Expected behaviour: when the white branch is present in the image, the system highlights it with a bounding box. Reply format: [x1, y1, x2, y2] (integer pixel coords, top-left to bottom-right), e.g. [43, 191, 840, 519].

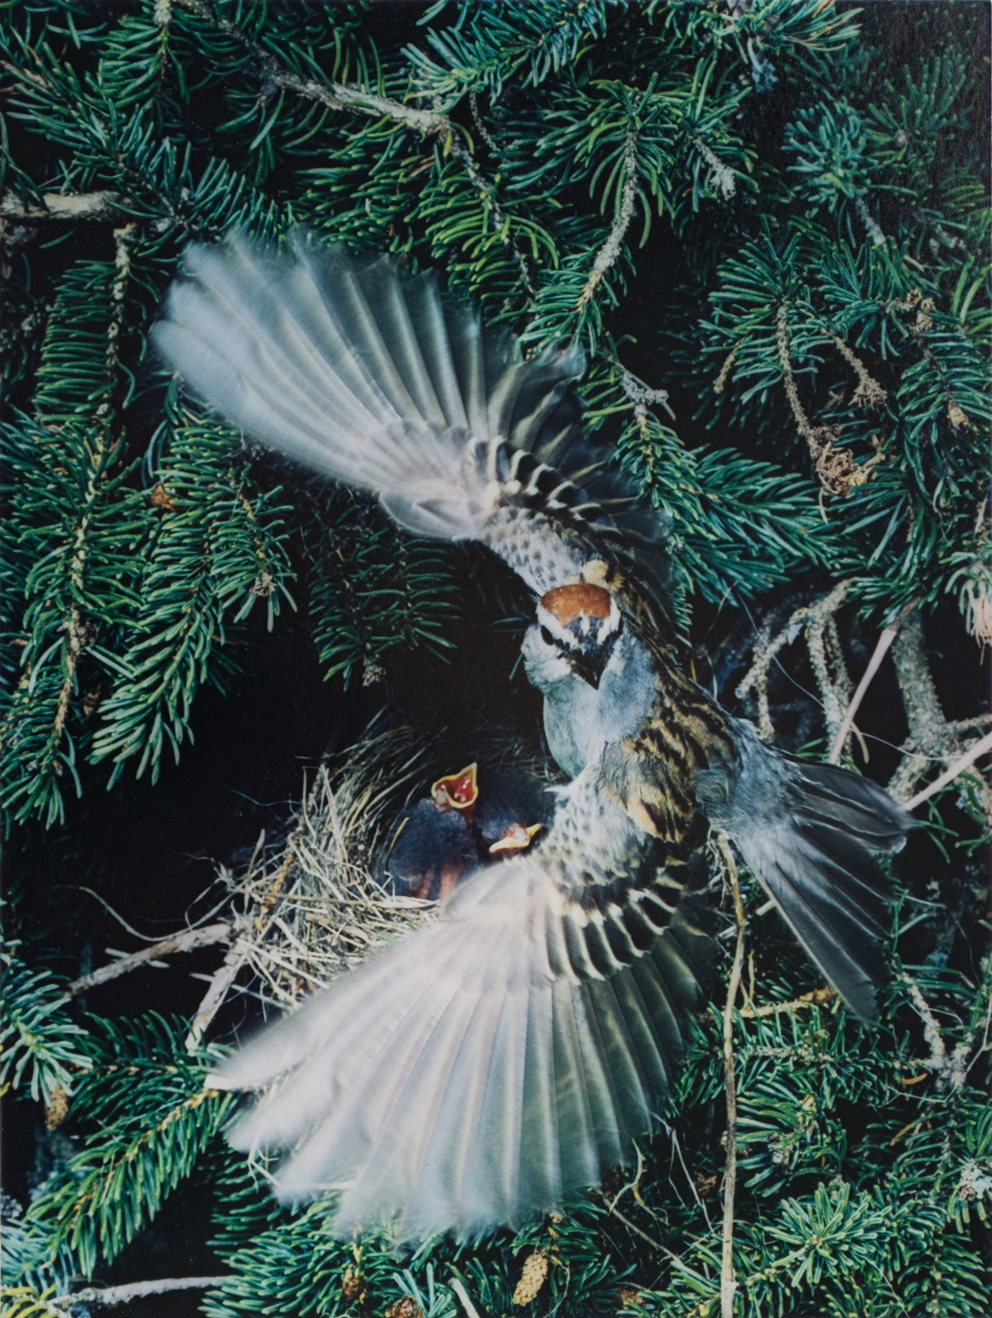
[64, 923, 230, 998]
[905, 729, 992, 810]
[52, 1276, 233, 1310]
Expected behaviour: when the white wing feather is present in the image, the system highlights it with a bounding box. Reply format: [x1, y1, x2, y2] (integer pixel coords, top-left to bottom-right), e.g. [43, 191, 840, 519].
[208, 852, 703, 1242]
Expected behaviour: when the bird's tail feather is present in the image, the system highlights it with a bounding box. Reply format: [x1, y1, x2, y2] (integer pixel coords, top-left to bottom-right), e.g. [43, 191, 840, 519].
[697, 728, 912, 1021]
[207, 859, 707, 1241]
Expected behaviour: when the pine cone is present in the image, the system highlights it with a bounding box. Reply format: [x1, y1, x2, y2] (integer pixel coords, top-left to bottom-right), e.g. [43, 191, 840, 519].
[512, 1251, 549, 1306]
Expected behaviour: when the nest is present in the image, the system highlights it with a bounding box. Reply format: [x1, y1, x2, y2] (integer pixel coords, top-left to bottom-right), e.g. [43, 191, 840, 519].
[215, 717, 555, 1018]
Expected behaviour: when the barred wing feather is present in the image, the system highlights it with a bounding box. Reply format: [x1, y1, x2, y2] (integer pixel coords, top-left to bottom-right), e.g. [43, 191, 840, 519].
[208, 859, 706, 1242]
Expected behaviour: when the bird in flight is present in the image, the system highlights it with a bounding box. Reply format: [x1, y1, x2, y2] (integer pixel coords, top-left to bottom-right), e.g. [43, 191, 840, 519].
[153, 234, 911, 1241]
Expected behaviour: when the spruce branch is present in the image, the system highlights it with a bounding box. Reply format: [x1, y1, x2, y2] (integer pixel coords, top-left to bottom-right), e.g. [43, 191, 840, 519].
[776, 303, 884, 497]
[577, 126, 639, 310]
[172, 0, 534, 291]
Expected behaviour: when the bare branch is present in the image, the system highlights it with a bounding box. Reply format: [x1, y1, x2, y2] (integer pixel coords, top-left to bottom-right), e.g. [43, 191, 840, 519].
[828, 603, 917, 764]
[0, 190, 118, 220]
[717, 834, 746, 1318]
[52, 1276, 234, 1310]
[737, 582, 850, 743]
[905, 729, 992, 811]
[64, 923, 230, 998]
[185, 924, 252, 1053]
[887, 610, 979, 801]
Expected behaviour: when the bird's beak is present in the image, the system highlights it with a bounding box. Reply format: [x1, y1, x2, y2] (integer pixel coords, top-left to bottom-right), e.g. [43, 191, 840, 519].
[488, 822, 543, 854]
[432, 763, 479, 814]
[568, 648, 607, 689]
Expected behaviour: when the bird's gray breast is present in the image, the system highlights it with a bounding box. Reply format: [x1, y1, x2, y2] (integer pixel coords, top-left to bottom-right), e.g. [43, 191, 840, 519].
[530, 627, 657, 778]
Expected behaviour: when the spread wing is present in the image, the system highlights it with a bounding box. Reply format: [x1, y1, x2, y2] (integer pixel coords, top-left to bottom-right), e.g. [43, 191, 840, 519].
[208, 793, 714, 1242]
[152, 232, 674, 619]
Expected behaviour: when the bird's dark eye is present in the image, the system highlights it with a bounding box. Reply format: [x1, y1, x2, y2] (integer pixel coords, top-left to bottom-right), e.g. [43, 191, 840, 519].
[540, 625, 554, 647]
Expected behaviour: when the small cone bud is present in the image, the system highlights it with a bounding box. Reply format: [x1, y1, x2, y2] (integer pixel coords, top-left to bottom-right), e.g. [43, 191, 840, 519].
[947, 400, 970, 429]
[512, 1251, 549, 1306]
[385, 1299, 424, 1318]
[44, 1088, 70, 1131]
[341, 1268, 365, 1303]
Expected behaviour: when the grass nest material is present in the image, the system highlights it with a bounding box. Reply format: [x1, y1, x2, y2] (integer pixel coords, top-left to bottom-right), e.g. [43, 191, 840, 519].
[213, 716, 556, 1023]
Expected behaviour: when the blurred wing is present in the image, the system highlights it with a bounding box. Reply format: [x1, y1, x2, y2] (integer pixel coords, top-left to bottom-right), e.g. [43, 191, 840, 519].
[152, 233, 674, 607]
[209, 857, 709, 1242]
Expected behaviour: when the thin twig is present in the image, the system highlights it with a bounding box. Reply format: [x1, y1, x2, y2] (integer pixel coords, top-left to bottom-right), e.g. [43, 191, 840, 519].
[740, 987, 837, 1019]
[905, 729, 992, 810]
[577, 125, 639, 309]
[185, 927, 252, 1053]
[717, 835, 746, 1318]
[51, 1276, 234, 1310]
[607, 1206, 681, 1262]
[63, 923, 230, 998]
[828, 626, 898, 763]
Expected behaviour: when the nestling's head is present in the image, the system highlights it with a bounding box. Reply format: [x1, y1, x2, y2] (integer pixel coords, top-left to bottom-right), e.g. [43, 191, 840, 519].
[525, 582, 623, 691]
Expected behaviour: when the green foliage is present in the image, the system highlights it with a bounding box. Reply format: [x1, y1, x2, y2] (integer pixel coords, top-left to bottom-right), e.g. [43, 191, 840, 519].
[0, 943, 91, 1105]
[90, 399, 296, 785]
[407, 0, 617, 100]
[305, 489, 458, 689]
[6, 0, 985, 821]
[24, 1013, 232, 1277]
[1, 3, 988, 1316]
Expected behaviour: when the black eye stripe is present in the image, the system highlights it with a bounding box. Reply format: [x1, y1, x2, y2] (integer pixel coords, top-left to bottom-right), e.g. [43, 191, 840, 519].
[539, 625, 556, 648]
